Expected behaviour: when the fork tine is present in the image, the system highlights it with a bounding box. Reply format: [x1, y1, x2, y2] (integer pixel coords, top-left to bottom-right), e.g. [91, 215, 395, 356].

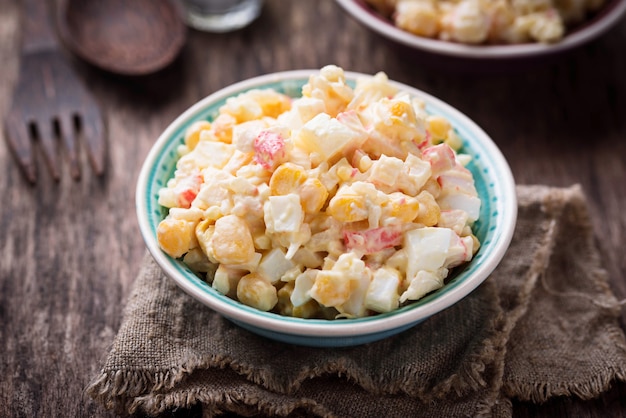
[7, 0, 108, 183]
[4, 112, 37, 183]
[36, 117, 61, 181]
[58, 114, 81, 180]
[80, 107, 106, 176]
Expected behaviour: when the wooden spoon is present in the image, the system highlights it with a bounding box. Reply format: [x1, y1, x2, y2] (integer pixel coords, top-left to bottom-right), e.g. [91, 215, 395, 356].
[56, 0, 187, 76]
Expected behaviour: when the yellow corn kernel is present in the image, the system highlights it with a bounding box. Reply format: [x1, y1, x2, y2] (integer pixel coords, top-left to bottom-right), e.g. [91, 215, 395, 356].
[293, 299, 324, 318]
[269, 163, 307, 195]
[157, 218, 196, 258]
[445, 129, 463, 151]
[182, 247, 215, 274]
[383, 193, 420, 222]
[414, 191, 440, 226]
[257, 92, 292, 119]
[195, 219, 217, 262]
[471, 234, 481, 255]
[299, 178, 329, 214]
[352, 150, 373, 172]
[427, 115, 451, 142]
[386, 100, 420, 134]
[184, 120, 212, 151]
[275, 282, 295, 316]
[237, 273, 278, 312]
[327, 194, 368, 222]
[168, 207, 204, 222]
[337, 165, 355, 182]
[253, 232, 272, 250]
[334, 159, 358, 184]
[203, 206, 223, 223]
[211, 214, 256, 265]
[213, 264, 244, 298]
[390, 100, 413, 118]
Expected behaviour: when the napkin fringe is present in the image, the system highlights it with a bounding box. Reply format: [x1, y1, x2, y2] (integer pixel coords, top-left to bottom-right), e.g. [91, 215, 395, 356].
[435, 311, 509, 400]
[86, 330, 509, 414]
[504, 366, 626, 404]
[474, 400, 499, 418]
[129, 386, 337, 418]
[87, 371, 133, 413]
[87, 367, 198, 414]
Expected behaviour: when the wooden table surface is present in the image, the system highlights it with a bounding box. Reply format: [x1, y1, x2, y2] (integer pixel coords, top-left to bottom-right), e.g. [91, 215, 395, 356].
[1, 0, 625, 416]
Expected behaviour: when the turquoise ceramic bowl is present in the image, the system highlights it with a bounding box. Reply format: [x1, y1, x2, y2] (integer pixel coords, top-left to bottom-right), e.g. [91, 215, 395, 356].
[136, 70, 517, 347]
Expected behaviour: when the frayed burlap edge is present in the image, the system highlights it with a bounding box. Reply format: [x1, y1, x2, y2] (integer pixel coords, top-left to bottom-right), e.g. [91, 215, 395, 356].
[130, 381, 337, 418]
[87, 309, 506, 416]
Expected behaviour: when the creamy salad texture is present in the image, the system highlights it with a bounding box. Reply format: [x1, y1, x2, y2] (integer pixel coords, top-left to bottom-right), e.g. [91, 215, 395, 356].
[365, 0, 605, 44]
[156, 65, 481, 319]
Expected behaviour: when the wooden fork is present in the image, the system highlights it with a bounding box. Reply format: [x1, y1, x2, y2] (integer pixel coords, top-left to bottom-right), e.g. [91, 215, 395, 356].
[4, 0, 106, 183]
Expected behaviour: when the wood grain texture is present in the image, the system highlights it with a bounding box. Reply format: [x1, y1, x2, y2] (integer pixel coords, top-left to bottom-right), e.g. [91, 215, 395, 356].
[1, 0, 625, 417]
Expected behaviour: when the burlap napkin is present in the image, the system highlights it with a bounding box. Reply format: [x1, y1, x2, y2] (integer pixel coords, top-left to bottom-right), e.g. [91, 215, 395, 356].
[87, 185, 626, 417]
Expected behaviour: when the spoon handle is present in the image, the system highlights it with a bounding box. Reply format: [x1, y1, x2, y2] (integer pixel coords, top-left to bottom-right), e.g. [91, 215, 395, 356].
[21, 0, 59, 53]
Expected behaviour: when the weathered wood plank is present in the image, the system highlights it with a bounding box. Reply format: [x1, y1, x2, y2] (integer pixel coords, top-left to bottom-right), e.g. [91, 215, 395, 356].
[0, 0, 624, 416]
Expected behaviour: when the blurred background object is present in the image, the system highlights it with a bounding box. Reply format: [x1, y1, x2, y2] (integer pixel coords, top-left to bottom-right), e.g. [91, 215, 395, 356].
[56, 0, 187, 76]
[180, 0, 264, 32]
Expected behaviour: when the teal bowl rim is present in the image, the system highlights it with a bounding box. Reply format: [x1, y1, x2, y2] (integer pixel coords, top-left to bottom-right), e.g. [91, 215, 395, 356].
[136, 70, 517, 338]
